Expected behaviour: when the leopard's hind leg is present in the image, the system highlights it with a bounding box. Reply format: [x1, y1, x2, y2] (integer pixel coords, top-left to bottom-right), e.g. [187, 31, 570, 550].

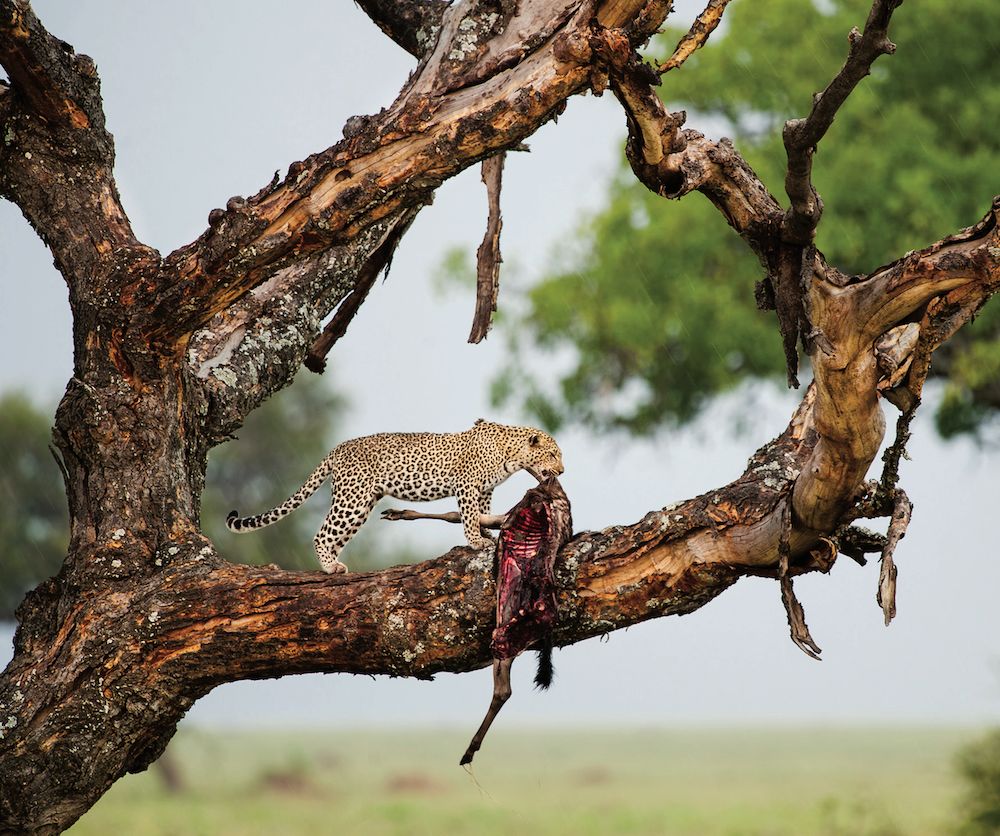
[313, 481, 380, 574]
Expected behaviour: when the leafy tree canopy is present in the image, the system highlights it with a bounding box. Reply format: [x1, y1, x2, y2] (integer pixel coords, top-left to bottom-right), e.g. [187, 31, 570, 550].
[491, 0, 1000, 435]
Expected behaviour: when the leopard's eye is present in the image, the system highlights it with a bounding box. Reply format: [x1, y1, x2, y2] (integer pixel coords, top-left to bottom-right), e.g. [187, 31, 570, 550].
[529, 435, 540, 446]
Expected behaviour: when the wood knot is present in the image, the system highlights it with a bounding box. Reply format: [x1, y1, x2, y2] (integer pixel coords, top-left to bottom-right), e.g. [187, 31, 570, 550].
[553, 31, 592, 65]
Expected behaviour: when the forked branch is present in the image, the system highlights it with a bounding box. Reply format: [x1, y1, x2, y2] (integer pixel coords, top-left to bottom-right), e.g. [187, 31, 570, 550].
[782, 0, 904, 244]
[0, 0, 99, 127]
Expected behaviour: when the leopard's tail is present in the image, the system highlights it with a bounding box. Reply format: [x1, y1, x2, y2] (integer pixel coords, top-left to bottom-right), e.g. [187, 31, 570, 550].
[226, 453, 336, 533]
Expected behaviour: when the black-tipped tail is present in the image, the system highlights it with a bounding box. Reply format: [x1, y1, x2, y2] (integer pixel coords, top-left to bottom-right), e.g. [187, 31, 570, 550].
[534, 641, 554, 690]
[227, 510, 241, 530]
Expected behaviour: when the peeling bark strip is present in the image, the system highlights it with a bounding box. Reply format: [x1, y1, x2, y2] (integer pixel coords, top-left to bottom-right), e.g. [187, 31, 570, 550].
[1, 0, 1000, 830]
[469, 153, 505, 343]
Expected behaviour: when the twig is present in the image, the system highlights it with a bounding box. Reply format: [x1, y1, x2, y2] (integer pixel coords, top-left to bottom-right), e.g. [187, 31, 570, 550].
[47, 443, 69, 489]
[879, 404, 916, 496]
[780, 576, 822, 660]
[304, 215, 412, 373]
[782, 0, 903, 244]
[836, 525, 887, 566]
[469, 153, 505, 344]
[659, 0, 733, 73]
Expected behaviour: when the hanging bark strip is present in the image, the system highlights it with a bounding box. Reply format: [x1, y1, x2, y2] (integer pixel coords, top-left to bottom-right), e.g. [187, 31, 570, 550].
[777, 499, 823, 660]
[461, 477, 573, 765]
[877, 489, 911, 625]
[468, 152, 505, 344]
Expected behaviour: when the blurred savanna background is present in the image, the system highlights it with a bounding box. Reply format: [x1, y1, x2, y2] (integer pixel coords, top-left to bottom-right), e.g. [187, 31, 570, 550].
[2, 0, 1000, 833]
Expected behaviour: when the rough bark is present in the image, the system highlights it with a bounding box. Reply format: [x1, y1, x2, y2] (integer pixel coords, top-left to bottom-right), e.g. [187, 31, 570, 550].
[0, 0, 997, 832]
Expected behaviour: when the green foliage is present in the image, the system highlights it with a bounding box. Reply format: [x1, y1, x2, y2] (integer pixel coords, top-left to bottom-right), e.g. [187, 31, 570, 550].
[953, 728, 1000, 834]
[496, 0, 1000, 434]
[0, 392, 67, 619]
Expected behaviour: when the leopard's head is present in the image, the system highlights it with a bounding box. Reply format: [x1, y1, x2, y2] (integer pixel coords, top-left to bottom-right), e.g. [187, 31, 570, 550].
[501, 424, 564, 481]
[520, 430, 565, 482]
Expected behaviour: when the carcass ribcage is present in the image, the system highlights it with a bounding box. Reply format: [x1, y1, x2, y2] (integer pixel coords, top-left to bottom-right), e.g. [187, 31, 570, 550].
[490, 501, 558, 659]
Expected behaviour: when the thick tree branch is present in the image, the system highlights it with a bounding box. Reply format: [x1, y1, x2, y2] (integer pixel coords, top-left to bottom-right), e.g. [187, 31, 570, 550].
[0, 402, 822, 829]
[0, 2, 142, 281]
[790, 200, 999, 537]
[768, 0, 903, 385]
[150, 0, 671, 351]
[354, 0, 448, 58]
[608, 45, 999, 541]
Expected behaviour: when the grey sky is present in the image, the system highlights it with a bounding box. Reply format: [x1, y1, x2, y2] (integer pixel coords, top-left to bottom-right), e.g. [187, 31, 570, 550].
[2, 2, 998, 728]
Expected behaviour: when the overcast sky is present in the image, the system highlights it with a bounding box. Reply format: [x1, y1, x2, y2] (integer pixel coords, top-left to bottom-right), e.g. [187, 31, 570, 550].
[2, 2, 998, 729]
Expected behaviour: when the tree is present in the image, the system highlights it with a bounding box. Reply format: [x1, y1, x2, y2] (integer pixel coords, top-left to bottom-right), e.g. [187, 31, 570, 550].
[494, 0, 1000, 434]
[0, 0, 997, 832]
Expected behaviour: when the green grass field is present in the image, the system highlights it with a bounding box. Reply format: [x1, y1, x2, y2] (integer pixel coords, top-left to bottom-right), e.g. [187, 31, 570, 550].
[68, 727, 976, 835]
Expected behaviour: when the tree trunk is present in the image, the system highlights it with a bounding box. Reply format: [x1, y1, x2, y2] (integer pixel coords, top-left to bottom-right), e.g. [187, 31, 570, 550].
[0, 0, 997, 831]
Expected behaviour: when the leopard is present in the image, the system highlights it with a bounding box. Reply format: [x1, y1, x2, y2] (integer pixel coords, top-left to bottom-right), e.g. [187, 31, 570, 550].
[225, 419, 565, 574]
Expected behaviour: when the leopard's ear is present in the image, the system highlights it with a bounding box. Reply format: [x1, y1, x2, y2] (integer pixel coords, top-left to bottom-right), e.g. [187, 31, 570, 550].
[474, 418, 486, 425]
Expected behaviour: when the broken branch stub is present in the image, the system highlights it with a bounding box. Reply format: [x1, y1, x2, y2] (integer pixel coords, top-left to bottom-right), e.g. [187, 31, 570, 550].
[659, 0, 733, 73]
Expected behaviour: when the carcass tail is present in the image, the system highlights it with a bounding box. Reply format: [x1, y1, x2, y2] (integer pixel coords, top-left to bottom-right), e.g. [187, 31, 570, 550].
[534, 640, 554, 690]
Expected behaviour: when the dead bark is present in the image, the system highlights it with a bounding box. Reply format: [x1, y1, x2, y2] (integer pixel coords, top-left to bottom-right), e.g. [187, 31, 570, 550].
[0, 0, 997, 832]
